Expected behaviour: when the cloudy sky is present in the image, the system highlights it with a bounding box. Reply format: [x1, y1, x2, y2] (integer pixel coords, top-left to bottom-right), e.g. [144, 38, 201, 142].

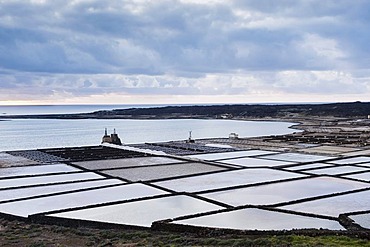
[1, 0, 370, 105]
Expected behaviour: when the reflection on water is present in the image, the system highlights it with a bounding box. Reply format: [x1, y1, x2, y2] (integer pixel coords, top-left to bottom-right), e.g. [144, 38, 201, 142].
[202, 176, 369, 206]
[0, 183, 168, 217]
[51, 195, 223, 227]
[0, 172, 103, 189]
[0, 179, 122, 202]
[282, 189, 370, 217]
[176, 208, 344, 230]
[155, 168, 303, 193]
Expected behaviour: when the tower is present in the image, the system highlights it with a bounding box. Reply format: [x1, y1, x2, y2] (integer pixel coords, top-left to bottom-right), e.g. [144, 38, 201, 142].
[110, 128, 122, 145]
[187, 130, 195, 143]
[101, 128, 112, 144]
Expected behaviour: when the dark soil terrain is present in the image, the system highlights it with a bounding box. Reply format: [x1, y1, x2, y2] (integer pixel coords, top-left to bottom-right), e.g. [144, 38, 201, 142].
[1, 217, 370, 247]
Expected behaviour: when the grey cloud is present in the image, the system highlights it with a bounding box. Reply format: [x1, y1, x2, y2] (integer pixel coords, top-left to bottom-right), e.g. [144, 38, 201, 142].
[1, 0, 367, 74]
[1, 0, 370, 102]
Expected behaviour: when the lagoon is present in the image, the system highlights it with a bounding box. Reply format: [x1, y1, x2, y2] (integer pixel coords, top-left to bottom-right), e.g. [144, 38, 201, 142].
[0, 118, 296, 151]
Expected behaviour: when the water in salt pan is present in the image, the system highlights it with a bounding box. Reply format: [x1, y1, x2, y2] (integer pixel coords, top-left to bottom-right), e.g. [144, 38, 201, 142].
[0, 172, 104, 189]
[175, 208, 344, 230]
[186, 150, 277, 161]
[154, 168, 304, 193]
[100, 162, 225, 182]
[353, 163, 370, 168]
[0, 164, 79, 178]
[201, 176, 368, 206]
[218, 157, 294, 168]
[304, 165, 369, 175]
[0, 179, 124, 202]
[328, 156, 370, 165]
[261, 152, 335, 163]
[349, 213, 370, 229]
[344, 171, 370, 182]
[74, 157, 185, 170]
[281, 189, 370, 217]
[50, 195, 223, 227]
[284, 163, 334, 171]
[0, 183, 168, 217]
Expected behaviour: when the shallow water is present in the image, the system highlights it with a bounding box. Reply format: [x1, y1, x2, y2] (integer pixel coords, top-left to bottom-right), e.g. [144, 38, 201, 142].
[101, 162, 225, 182]
[0, 172, 104, 189]
[154, 168, 304, 193]
[0, 164, 79, 178]
[304, 165, 369, 175]
[175, 208, 344, 230]
[51, 195, 223, 227]
[0, 119, 296, 151]
[281, 189, 370, 217]
[218, 157, 294, 168]
[261, 152, 335, 163]
[0, 179, 123, 202]
[186, 150, 277, 161]
[74, 157, 185, 170]
[0, 183, 168, 217]
[201, 176, 369, 206]
[349, 213, 370, 229]
[284, 163, 334, 171]
[328, 156, 370, 165]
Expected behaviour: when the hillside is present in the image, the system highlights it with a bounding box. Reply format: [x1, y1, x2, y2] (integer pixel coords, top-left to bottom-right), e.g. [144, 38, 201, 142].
[0, 101, 369, 119]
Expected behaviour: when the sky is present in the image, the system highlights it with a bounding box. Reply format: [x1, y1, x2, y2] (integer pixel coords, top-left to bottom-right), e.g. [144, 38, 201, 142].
[1, 0, 370, 105]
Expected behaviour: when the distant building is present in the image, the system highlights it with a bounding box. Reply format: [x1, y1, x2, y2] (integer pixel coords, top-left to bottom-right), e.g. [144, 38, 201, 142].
[220, 114, 233, 119]
[102, 128, 122, 145]
[229, 132, 239, 139]
[186, 130, 195, 143]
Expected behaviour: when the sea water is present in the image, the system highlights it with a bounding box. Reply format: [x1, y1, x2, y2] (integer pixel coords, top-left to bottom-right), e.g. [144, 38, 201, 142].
[0, 105, 298, 151]
[0, 118, 296, 151]
[0, 104, 165, 115]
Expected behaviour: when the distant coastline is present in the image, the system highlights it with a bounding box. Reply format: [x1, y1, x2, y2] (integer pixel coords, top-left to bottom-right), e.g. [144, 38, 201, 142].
[0, 102, 369, 121]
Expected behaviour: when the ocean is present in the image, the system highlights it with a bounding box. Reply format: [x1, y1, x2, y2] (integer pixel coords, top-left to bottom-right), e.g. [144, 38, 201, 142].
[0, 104, 166, 115]
[0, 105, 297, 151]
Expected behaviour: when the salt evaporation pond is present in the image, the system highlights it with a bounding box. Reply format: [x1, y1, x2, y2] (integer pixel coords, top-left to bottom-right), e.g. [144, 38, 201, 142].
[175, 208, 344, 230]
[281, 189, 370, 217]
[261, 152, 335, 163]
[357, 163, 370, 168]
[284, 163, 334, 171]
[186, 150, 277, 161]
[101, 162, 226, 182]
[328, 156, 370, 165]
[0, 172, 104, 189]
[0, 179, 123, 202]
[154, 168, 304, 193]
[304, 165, 368, 175]
[218, 157, 294, 168]
[74, 156, 185, 170]
[50, 195, 223, 227]
[343, 171, 370, 182]
[201, 176, 369, 206]
[0, 183, 168, 217]
[0, 164, 79, 178]
[349, 213, 370, 229]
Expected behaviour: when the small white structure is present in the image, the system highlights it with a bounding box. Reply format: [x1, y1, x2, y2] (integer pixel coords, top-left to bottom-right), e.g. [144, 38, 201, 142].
[229, 132, 239, 139]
